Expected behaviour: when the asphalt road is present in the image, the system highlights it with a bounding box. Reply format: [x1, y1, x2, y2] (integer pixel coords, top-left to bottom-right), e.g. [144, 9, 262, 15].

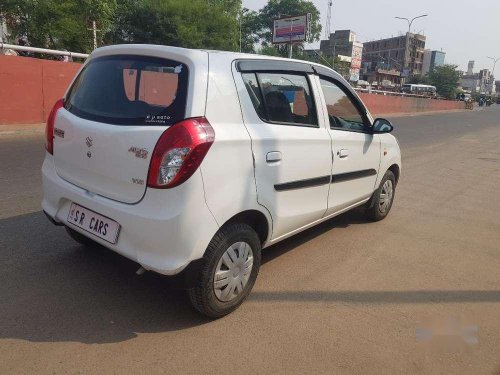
[1, 108, 500, 374]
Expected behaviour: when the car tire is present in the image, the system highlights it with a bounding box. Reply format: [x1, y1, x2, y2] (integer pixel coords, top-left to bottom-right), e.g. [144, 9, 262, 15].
[65, 227, 97, 247]
[188, 223, 261, 319]
[366, 170, 396, 222]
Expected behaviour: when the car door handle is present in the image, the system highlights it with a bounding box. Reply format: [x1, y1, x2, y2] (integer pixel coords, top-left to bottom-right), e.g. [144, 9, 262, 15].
[337, 149, 349, 158]
[266, 151, 282, 163]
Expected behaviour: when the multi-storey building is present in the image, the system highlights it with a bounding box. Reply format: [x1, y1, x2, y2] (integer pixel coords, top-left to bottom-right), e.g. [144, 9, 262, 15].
[318, 30, 363, 81]
[361, 33, 426, 84]
[422, 50, 446, 75]
[460, 68, 495, 94]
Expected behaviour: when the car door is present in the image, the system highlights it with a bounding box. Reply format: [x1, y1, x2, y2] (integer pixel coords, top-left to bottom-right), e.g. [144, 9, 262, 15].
[316, 76, 381, 215]
[234, 61, 332, 241]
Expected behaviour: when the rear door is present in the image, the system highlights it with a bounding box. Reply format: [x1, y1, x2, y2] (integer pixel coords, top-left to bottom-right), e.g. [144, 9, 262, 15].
[316, 76, 381, 215]
[53, 52, 202, 204]
[234, 61, 332, 241]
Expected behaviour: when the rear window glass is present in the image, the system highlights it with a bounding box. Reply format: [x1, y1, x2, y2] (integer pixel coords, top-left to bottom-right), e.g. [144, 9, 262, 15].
[65, 55, 188, 126]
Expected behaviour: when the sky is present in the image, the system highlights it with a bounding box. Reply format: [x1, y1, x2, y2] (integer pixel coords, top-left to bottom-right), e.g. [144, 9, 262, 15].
[242, 0, 500, 73]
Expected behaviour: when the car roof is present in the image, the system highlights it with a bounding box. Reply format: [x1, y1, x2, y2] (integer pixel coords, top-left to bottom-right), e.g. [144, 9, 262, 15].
[91, 44, 344, 81]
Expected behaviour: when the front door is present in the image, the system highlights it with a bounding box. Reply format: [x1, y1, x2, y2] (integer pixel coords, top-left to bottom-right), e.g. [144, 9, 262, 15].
[316, 76, 381, 215]
[235, 69, 332, 241]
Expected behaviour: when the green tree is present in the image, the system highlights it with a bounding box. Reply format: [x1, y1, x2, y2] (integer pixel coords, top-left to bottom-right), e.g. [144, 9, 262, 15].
[257, 45, 280, 56]
[428, 64, 461, 99]
[332, 57, 350, 78]
[209, 0, 241, 17]
[239, 8, 261, 53]
[408, 74, 432, 85]
[107, 0, 240, 51]
[1, 0, 116, 53]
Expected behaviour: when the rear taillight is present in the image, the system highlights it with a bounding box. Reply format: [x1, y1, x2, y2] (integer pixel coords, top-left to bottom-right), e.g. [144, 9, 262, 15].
[147, 117, 215, 189]
[45, 99, 65, 154]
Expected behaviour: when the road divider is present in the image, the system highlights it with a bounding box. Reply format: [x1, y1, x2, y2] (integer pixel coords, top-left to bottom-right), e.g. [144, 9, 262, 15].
[0, 55, 80, 125]
[358, 92, 464, 117]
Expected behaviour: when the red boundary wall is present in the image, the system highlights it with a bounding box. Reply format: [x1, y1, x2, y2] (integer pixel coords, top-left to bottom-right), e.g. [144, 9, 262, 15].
[358, 92, 464, 117]
[0, 55, 464, 125]
[0, 55, 81, 124]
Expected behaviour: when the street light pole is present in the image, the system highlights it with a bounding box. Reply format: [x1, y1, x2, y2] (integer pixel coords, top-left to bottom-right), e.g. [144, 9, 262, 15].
[487, 56, 500, 76]
[487, 56, 499, 95]
[331, 42, 336, 70]
[395, 14, 428, 74]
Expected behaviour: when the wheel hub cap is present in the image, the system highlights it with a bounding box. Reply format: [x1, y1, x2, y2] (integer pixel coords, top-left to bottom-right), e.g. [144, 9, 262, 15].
[214, 242, 254, 302]
[379, 180, 394, 213]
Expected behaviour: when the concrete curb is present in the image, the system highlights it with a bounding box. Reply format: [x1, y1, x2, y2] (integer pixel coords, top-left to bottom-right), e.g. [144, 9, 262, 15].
[0, 123, 45, 137]
[384, 108, 471, 118]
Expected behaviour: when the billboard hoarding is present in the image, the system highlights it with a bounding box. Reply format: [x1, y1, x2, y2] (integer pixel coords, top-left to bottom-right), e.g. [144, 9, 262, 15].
[350, 43, 362, 70]
[273, 14, 309, 44]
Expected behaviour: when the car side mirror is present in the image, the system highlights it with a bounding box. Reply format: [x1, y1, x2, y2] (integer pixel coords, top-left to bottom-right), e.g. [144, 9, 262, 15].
[372, 118, 394, 134]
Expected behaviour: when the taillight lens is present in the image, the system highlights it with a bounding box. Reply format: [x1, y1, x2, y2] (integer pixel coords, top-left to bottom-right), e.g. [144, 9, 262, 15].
[45, 98, 65, 154]
[147, 117, 215, 189]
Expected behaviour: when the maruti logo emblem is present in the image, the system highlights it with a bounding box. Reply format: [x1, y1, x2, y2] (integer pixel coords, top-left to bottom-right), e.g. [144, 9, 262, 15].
[86, 137, 93, 148]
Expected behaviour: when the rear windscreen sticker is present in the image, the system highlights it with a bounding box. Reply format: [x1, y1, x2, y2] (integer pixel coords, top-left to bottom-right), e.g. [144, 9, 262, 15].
[145, 114, 171, 124]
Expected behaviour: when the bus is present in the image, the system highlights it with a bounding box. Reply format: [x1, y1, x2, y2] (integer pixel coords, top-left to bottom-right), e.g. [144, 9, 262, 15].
[401, 84, 437, 97]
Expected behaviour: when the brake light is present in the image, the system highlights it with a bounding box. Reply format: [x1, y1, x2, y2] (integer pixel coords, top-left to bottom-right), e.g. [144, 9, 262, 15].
[147, 117, 215, 189]
[45, 99, 65, 154]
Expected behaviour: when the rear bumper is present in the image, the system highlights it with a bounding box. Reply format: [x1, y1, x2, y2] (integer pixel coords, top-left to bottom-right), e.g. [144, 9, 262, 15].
[42, 153, 219, 275]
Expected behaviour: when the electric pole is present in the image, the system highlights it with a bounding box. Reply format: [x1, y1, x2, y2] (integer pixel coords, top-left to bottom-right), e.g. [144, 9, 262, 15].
[325, 0, 333, 39]
[87, 20, 101, 51]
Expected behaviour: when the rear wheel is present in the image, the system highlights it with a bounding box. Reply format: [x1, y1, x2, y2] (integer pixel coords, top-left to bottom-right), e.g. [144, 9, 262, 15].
[366, 170, 396, 221]
[65, 227, 97, 247]
[189, 223, 261, 318]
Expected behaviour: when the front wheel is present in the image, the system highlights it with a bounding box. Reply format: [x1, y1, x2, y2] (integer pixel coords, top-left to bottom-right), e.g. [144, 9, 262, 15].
[188, 223, 261, 318]
[366, 170, 396, 221]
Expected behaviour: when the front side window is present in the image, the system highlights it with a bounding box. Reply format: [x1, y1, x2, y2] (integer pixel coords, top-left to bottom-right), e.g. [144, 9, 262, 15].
[242, 72, 317, 127]
[66, 55, 188, 126]
[320, 78, 366, 132]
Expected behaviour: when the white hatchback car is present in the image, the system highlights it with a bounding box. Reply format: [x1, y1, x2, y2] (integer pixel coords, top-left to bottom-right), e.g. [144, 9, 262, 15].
[42, 45, 401, 318]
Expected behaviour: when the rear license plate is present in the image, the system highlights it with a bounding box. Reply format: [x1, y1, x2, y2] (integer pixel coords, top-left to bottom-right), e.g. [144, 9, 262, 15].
[67, 203, 120, 244]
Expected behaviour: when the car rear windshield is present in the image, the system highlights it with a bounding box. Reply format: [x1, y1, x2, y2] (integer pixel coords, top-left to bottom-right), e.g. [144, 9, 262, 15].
[65, 55, 188, 126]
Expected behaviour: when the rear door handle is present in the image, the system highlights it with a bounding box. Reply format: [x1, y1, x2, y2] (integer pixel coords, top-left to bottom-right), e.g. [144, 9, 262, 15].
[337, 149, 349, 158]
[266, 151, 282, 163]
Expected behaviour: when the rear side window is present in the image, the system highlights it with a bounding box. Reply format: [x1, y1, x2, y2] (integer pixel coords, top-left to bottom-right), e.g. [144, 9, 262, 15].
[241, 73, 266, 119]
[242, 72, 317, 127]
[65, 55, 188, 126]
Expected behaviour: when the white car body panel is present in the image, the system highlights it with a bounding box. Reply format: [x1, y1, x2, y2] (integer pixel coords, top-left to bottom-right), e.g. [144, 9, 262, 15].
[310, 75, 382, 214]
[232, 67, 332, 240]
[376, 133, 402, 187]
[42, 154, 219, 275]
[327, 130, 381, 212]
[200, 53, 273, 231]
[53, 109, 166, 203]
